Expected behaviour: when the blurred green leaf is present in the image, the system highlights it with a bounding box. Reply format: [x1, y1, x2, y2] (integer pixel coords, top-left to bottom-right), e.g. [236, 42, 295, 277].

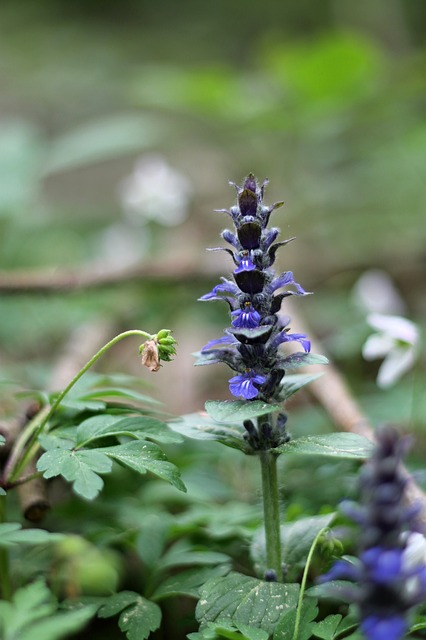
[277, 373, 323, 402]
[0, 580, 95, 640]
[0, 523, 64, 547]
[76, 414, 183, 447]
[42, 114, 164, 175]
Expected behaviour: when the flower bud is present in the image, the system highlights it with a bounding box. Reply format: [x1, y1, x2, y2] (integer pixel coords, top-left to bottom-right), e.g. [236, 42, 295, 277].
[140, 340, 161, 372]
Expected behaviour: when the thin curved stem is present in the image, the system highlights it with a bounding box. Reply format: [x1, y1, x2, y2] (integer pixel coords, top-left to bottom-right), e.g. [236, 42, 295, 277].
[7, 329, 153, 484]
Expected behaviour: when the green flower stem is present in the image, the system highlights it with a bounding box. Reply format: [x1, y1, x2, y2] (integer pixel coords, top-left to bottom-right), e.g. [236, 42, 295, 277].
[292, 526, 328, 640]
[0, 497, 12, 600]
[7, 329, 153, 484]
[259, 449, 282, 580]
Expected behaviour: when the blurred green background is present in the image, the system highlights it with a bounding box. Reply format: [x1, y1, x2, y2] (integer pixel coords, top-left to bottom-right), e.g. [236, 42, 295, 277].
[1, 0, 425, 432]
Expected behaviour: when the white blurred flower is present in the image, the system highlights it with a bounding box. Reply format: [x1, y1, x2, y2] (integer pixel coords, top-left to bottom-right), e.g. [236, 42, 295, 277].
[119, 155, 192, 226]
[352, 269, 406, 316]
[402, 532, 426, 599]
[362, 313, 420, 388]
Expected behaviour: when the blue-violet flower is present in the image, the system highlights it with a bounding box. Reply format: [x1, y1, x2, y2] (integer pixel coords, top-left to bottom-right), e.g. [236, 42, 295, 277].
[320, 426, 426, 640]
[197, 174, 311, 404]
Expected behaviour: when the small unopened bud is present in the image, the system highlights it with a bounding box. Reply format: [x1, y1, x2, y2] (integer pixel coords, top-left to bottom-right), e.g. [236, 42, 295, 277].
[140, 340, 161, 372]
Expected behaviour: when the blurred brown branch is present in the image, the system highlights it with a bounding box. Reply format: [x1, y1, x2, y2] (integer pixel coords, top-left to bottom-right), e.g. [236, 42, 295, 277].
[0, 259, 214, 294]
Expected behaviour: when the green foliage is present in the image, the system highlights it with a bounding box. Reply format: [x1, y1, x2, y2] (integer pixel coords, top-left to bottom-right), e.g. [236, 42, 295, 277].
[0, 523, 64, 548]
[0, 580, 96, 640]
[98, 591, 162, 640]
[251, 514, 336, 576]
[196, 572, 300, 636]
[273, 596, 318, 640]
[273, 433, 374, 459]
[205, 401, 281, 423]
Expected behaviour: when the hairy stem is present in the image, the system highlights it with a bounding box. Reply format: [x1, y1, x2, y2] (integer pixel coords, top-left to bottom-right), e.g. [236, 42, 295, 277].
[7, 329, 153, 484]
[259, 449, 282, 580]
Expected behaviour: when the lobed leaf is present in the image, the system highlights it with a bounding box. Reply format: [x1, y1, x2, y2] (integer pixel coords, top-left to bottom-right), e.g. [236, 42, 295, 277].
[98, 591, 161, 640]
[98, 440, 186, 492]
[37, 448, 112, 500]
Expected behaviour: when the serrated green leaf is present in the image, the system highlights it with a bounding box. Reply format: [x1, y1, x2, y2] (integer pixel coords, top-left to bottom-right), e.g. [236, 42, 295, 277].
[205, 400, 281, 423]
[76, 415, 182, 447]
[273, 433, 373, 459]
[196, 572, 300, 635]
[98, 440, 186, 492]
[0, 523, 64, 548]
[98, 591, 161, 640]
[153, 565, 231, 601]
[37, 448, 112, 500]
[277, 373, 323, 402]
[282, 353, 329, 370]
[273, 596, 318, 640]
[312, 614, 343, 640]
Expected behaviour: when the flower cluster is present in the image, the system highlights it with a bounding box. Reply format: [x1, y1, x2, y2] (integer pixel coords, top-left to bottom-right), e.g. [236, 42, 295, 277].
[140, 329, 177, 372]
[197, 174, 311, 403]
[321, 426, 426, 640]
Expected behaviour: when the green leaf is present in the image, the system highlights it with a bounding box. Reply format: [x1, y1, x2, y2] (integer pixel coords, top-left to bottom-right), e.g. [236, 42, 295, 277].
[0, 580, 95, 640]
[98, 440, 186, 492]
[153, 565, 231, 601]
[312, 614, 343, 640]
[37, 448, 112, 500]
[277, 373, 323, 402]
[0, 523, 64, 548]
[76, 415, 182, 447]
[205, 400, 281, 423]
[196, 572, 300, 635]
[43, 114, 164, 175]
[169, 413, 250, 453]
[98, 591, 161, 640]
[157, 540, 230, 572]
[79, 387, 162, 407]
[0, 434, 5, 446]
[282, 353, 329, 370]
[281, 514, 336, 567]
[273, 596, 318, 640]
[251, 514, 336, 573]
[273, 433, 374, 459]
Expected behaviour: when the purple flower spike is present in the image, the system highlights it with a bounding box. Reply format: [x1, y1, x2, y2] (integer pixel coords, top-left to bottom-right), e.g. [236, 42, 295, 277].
[231, 303, 261, 329]
[229, 370, 267, 400]
[361, 615, 407, 640]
